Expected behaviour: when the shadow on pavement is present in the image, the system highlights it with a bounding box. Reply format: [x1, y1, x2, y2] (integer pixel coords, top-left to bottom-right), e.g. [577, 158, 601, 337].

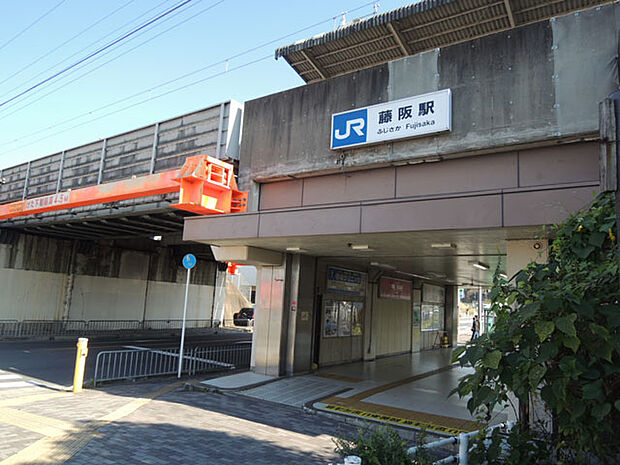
[20, 415, 347, 465]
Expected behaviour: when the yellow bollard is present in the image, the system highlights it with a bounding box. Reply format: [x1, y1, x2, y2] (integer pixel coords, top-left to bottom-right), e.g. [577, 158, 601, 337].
[72, 337, 89, 393]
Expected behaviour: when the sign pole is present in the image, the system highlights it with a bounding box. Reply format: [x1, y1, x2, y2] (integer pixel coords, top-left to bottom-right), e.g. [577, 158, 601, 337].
[178, 254, 196, 378]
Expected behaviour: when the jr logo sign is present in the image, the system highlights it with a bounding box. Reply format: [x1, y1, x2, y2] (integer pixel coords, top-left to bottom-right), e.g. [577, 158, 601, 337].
[330, 90, 452, 150]
[331, 109, 367, 149]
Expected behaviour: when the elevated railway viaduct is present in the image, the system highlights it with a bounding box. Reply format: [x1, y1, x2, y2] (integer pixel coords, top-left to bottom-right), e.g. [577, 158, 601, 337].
[0, 101, 243, 325]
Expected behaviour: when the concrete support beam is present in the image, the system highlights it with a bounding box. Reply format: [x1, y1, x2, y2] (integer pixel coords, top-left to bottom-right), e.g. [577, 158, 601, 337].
[285, 255, 301, 376]
[212, 267, 226, 324]
[363, 277, 379, 361]
[210, 246, 282, 266]
[253, 261, 289, 376]
[445, 285, 458, 346]
[252, 254, 317, 376]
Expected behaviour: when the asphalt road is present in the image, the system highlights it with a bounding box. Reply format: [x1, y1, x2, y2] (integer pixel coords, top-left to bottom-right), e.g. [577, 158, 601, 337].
[0, 332, 252, 387]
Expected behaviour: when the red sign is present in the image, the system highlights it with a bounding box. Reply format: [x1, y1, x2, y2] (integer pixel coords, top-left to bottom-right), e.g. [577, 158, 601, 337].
[379, 277, 412, 300]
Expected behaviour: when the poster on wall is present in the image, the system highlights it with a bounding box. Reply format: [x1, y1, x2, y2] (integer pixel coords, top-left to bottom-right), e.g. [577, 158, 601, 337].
[352, 302, 363, 336]
[422, 283, 445, 303]
[323, 300, 339, 338]
[326, 267, 366, 296]
[379, 277, 412, 300]
[421, 303, 442, 331]
[338, 302, 352, 337]
[323, 300, 364, 338]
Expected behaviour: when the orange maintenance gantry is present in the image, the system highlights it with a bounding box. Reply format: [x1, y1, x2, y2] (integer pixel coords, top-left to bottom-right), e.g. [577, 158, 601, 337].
[0, 155, 247, 221]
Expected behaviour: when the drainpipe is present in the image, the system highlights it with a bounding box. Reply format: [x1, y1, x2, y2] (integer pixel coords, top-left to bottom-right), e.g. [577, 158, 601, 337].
[62, 240, 78, 321]
[141, 253, 153, 329]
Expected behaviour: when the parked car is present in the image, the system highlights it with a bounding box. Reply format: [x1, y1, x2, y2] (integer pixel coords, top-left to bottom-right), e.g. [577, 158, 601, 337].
[233, 307, 254, 326]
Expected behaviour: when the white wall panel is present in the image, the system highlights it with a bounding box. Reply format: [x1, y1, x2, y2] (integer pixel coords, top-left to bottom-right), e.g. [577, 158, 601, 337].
[0, 269, 65, 320]
[375, 298, 411, 357]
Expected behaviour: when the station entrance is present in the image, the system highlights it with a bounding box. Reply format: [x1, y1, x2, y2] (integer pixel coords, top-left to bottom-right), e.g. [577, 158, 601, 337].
[313, 259, 452, 369]
[196, 227, 549, 379]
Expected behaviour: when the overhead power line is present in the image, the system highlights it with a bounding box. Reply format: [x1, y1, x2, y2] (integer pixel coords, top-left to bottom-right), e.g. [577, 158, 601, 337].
[0, 55, 273, 157]
[0, 0, 175, 100]
[0, 0, 380, 158]
[0, 0, 196, 110]
[0, 0, 68, 54]
[0, 0, 215, 118]
[0, 0, 137, 89]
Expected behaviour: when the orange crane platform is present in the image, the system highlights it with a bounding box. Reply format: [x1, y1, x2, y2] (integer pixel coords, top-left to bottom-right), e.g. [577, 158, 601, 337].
[0, 154, 247, 220]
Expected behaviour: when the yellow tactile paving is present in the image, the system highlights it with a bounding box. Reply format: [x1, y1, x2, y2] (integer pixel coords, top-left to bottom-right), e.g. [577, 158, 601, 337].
[0, 381, 183, 465]
[0, 428, 101, 465]
[314, 364, 479, 435]
[0, 391, 72, 408]
[319, 396, 480, 435]
[316, 373, 364, 383]
[0, 407, 77, 437]
[100, 381, 182, 422]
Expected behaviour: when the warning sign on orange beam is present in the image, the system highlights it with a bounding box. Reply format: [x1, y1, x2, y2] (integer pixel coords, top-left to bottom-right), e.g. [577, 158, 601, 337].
[25, 192, 71, 211]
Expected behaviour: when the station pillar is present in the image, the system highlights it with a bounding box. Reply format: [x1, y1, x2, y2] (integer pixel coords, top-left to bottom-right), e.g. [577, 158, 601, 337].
[252, 254, 317, 377]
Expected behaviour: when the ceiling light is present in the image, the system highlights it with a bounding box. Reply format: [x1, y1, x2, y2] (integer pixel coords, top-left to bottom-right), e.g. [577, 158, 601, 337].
[152, 235, 162, 241]
[426, 271, 447, 278]
[431, 243, 456, 249]
[286, 247, 305, 252]
[395, 271, 429, 280]
[472, 262, 490, 271]
[370, 261, 395, 269]
[499, 273, 508, 279]
[350, 244, 370, 250]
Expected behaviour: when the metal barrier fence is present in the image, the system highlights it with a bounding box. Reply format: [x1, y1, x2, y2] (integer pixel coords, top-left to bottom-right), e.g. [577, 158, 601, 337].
[0, 319, 222, 338]
[93, 343, 251, 386]
[0, 320, 19, 337]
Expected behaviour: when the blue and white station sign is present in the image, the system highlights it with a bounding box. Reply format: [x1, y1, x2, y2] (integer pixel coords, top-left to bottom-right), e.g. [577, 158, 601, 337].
[331, 89, 452, 150]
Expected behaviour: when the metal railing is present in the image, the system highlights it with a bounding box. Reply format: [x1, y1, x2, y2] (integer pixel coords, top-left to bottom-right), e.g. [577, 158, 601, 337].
[332, 422, 516, 464]
[0, 320, 19, 337]
[93, 342, 251, 386]
[0, 319, 221, 338]
[407, 421, 515, 465]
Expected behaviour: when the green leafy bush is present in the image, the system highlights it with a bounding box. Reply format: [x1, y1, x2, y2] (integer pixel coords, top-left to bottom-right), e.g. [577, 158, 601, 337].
[468, 424, 552, 465]
[451, 193, 620, 462]
[333, 425, 415, 465]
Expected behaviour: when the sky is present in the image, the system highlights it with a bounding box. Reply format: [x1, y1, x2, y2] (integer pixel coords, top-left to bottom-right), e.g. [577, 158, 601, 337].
[0, 0, 413, 170]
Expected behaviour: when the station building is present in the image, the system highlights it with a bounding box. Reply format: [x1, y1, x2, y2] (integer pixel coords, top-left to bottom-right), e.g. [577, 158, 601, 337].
[183, 0, 619, 376]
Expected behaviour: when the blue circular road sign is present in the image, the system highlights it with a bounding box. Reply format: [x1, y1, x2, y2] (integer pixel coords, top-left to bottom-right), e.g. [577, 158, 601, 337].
[182, 254, 197, 270]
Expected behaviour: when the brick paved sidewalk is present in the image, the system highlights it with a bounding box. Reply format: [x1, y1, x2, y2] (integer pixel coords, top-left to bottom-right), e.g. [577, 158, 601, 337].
[0, 378, 356, 465]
